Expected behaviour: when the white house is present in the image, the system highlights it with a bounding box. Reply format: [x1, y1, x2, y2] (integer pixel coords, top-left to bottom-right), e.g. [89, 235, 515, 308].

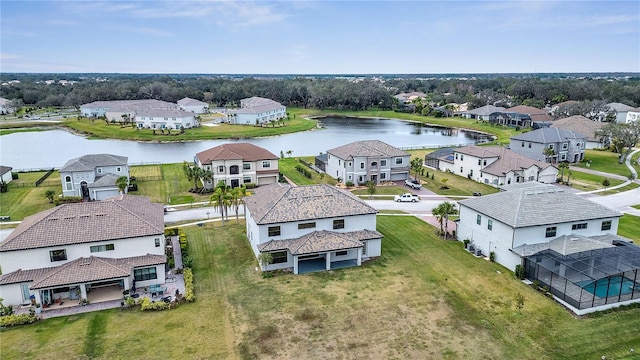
[0, 97, 15, 114]
[0, 195, 166, 307]
[550, 115, 606, 149]
[456, 184, 639, 315]
[624, 107, 640, 124]
[178, 97, 209, 114]
[81, 99, 178, 118]
[607, 102, 635, 123]
[60, 154, 129, 201]
[437, 145, 558, 187]
[510, 128, 587, 163]
[0, 165, 13, 184]
[134, 109, 198, 130]
[194, 143, 279, 188]
[244, 183, 382, 274]
[325, 140, 410, 185]
[228, 97, 286, 125]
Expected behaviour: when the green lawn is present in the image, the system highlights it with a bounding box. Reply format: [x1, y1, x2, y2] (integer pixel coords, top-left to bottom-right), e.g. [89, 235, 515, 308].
[278, 157, 337, 186]
[0, 172, 61, 220]
[564, 170, 625, 193]
[619, 214, 640, 241]
[573, 149, 636, 178]
[130, 164, 212, 205]
[3, 217, 639, 359]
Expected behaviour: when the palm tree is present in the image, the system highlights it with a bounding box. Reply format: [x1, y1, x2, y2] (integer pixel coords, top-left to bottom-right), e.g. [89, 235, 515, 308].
[286, 150, 293, 158]
[543, 147, 556, 164]
[116, 176, 128, 194]
[200, 170, 213, 189]
[432, 201, 458, 239]
[231, 185, 249, 223]
[410, 157, 423, 181]
[182, 161, 201, 191]
[210, 182, 232, 226]
[44, 189, 56, 203]
[558, 162, 569, 183]
[432, 205, 445, 235]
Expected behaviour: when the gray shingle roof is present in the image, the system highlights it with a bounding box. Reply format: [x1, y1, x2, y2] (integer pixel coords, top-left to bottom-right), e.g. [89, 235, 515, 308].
[327, 140, 409, 160]
[196, 143, 278, 164]
[81, 99, 177, 111]
[135, 109, 196, 118]
[458, 184, 621, 228]
[88, 173, 121, 188]
[607, 102, 634, 112]
[245, 183, 378, 225]
[0, 195, 164, 252]
[60, 154, 128, 172]
[178, 97, 207, 107]
[258, 229, 382, 255]
[0, 165, 12, 176]
[466, 105, 505, 116]
[510, 128, 587, 143]
[511, 233, 618, 257]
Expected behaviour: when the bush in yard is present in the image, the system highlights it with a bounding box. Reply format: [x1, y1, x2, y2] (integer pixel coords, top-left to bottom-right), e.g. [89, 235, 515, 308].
[139, 296, 169, 311]
[0, 313, 37, 327]
[515, 264, 526, 280]
[54, 196, 83, 206]
[164, 228, 179, 237]
[183, 267, 195, 302]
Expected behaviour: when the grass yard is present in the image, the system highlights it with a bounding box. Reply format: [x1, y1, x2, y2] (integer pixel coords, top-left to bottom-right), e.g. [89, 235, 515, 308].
[130, 164, 212, 205]
[574, 149, 636, 178]
[419, 168, 499, 196]
[597, 182, 640, 196]
[564, 170, 625, 193]
[278, 158, 337, 186]
[3, 217, 639, 359]
[0, 171, 61, 220]
[618, 214, 640, 241]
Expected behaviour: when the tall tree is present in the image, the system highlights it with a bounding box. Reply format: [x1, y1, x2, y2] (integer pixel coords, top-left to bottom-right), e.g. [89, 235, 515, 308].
[558, 162, 569, 183]
[182, 161, 201, 190]
[596, 122, 640, 164]
[365, 180, 376, 199]
[231, 185, 248, 223]
[410, 157, 424, 181]
[116, 176, 128, 194]
[210, 181, 232, 226]
[543, 147, 556, 163]
[432, 201, 458, 239]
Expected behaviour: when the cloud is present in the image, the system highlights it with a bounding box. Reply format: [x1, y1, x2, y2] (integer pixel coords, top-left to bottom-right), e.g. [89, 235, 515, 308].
[0, 53, 20, 61]
[47, 19, 80, 26]
[136, 27, 175, 37]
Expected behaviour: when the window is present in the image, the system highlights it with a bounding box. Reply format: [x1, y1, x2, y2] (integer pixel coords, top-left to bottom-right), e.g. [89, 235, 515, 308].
[476, 214, 482, 225]
[460, 155, 464, 160]
[338, 160, 341, 165]
[333, 219, 345, 229]
[455, 154, 459, 159]
[262, 161, 271, 168]
[65, 176, 73, 191]
[487, 219, 493, 231]
[460, 167, 463, 173]
[571, 223, 588, 230]
[268, 226, 281, 236]
[230, 165, 239, 175]
[478, 159, 481, 165]
[528, 176, 535, 181]
[49, 249, 67, 262]
[218, 165, 224, 173]
[528, 143, 532, 148]
[562, 143, 568, 150]
[545, 226, 557, 238]
[521, 141, 525, 147]
[116, 167, 121, 172]
[243, 163, 251, 170]
[395, 158, 403, 165]
[298, 222, 316, 229]
[380, 172, 386, 179]
[271, 251, 287, 264]
[360, 162, 365, 169]
[90, 244, 114, 253]
[371, 161, 378, 168]
[470, 170, 473, 177]
[601, 220, 612, 231]
[97, 168, 102, 174]
[336, 250, 348, 256]
[548, 144, 554, 150]
[134, 267, 157, 281]
[381, 160, 387, 166]
[483, 160, 487, 166]
[155, 238, 161, 247]
[243, 176, 252, 183]
[362, 241, 367, 256]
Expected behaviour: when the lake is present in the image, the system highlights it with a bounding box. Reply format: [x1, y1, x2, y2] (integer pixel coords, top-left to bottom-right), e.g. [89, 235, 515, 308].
[0, 117, 486, 170]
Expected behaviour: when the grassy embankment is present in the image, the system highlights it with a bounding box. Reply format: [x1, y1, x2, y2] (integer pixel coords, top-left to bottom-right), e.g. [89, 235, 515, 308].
[618, 214, 640, 241]
[2, 217, 639, 359]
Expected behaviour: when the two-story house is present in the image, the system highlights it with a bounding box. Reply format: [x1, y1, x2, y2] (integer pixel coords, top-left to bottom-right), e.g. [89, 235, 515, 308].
[509, 128, 587, 163]
[456, 183, 639, 315]
[227, 97, 286, 125]
[194, 143, 279, 189]
[325, 140, 410, 185]
[435, 145, 558, 187]
[59, 154, 129, 201]
[244, 183, 382, 274]
[0, 195, 166, 307]
[178, 97, 209, 114]
[134, 109, 198, 130]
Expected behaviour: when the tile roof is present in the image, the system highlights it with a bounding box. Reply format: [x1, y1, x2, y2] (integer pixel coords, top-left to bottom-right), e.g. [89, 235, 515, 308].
[458, 184, 621, 228]
[510, 128, 587, 143]
[551, 115, 605, 142]
[327, 140, 409, 160]
[196, 143, 278, 164]
[30, 254, 165, 289]
[607, 102, 634, 112]
[480, 147, 555, 176]
[454, 145, 501, 158]
[60, 154, 128, 172]
[0, 165, 12, 176]
[0, 195, 164, 252]
[178, 97, 208, 107]
[506, 105, 548, 115]
[245, 183, 378, 225]
[258, 229, 382, 255]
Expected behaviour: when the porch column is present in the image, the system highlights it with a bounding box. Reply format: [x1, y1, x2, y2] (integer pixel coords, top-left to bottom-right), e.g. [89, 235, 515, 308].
[293, 256, 299, 275]
[326, 253, 331, 271]
[357, 247, 362, 266]
[122, 278, 130, 291]
[80, 284, 88, 300]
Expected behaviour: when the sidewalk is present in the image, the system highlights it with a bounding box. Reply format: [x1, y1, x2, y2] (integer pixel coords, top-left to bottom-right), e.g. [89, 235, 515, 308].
[574, 148, 639, 195]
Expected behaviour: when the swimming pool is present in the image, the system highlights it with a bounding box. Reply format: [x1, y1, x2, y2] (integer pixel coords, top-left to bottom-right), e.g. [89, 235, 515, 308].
[577, 276, 637, 298]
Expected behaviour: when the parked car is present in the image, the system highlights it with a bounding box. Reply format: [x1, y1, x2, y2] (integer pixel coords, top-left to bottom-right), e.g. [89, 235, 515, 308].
[472, 192, 482, 196]
[405, 179, 422, 189]
[394, 193, 420, 202]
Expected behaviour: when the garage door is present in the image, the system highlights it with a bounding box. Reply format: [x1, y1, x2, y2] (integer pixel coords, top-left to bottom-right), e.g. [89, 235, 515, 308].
[258, 175, 277, 185]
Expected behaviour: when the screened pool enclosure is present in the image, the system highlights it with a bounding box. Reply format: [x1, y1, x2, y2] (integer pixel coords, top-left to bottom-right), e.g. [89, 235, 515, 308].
[521, 239, 640, 313]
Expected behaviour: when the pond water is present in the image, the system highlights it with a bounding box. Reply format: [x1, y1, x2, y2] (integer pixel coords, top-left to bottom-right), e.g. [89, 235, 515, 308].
[0, 117, 486, 170]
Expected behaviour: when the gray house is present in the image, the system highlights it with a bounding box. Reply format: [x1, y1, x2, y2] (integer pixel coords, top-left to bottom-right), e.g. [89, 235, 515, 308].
[461, 105, 506, 121]
[510, 128, 587, 163]
[60, 154, 129, 200]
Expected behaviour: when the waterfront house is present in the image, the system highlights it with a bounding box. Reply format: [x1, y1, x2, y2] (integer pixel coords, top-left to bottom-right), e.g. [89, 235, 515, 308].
[60, 154, 129, 201]
[509, 128, 587, 163]
[227, 97, 286, 125]
[178, 97, 209, 114]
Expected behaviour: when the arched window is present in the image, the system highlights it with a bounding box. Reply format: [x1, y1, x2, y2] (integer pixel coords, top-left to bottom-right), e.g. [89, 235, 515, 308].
[65, 176, 72, 191]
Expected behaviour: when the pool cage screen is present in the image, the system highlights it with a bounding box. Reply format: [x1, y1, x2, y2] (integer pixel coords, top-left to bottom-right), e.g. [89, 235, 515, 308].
[524, 242, 640, 311]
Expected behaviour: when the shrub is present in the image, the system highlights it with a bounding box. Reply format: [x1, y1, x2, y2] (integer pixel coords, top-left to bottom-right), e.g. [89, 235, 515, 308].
[164, 228, 179, 237]
[183, 267, 195, 302]
[0, 313, 37, 327]
[345, 181, 354, 187]
[244, 183, 257, 189]
[515, 264, 525, 280]
[140, 296, 169, 311]
[489, 251, 496, 262]
[54, 196, 83, 206]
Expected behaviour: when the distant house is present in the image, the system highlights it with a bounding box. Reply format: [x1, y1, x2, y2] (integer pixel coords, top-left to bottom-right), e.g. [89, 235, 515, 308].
[134, 109, 198, 130]
[461, 105, 506, 121]
[550, 115, 606, 149]
[394, 92, 427, 105]
[178, 97, 209, 114]
[244, 183, 382, 274]
[227, 97, 286, 125]
[506, 105, 553, 123]
[0, 195, 166, 308]
[60, 154, 129, 200]
[623, 107, 640, 124]
[0, 97, 15, 114]
[510, 128, 587, 163]
[194, 143, 279, 188]
[0, 165, 13, 184]
[435, 145, 558, 187]
[456, 184, 639, 315]
[80, 99, 178, 118]
[325, 140, 410, 185]
[606, 102, 634, 123]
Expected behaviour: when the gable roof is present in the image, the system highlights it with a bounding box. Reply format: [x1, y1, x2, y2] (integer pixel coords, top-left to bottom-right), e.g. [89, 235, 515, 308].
[510, 128, 587, 143]
[454, 145, 501, 158]
[466, 105, 505, 116]
[258, 229, 382, 255]
[196, 143, 278, 164]
[607, 102, 634, 112]
[245, 183, 378, 225]
[81, 99, 177, 111]
[230, 97, 285, 115]
[178, 97, 208, 107]
[135, 109, 196, 118]
[480, 147, 556, 176]
[0, 165, 12, 176]
[327, 140, 409, 160]
[0, 195, 164, 252]
[458, 184, 621, 228]
[551, 115, 605, 142]
[506, 105, 548, 115]
[60, 154, 128, 172]
[88, 173, 121, 188]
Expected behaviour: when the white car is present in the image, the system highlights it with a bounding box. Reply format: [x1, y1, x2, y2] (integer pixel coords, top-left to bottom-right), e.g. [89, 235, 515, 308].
[405, 179, 422, 189]
[394, 193, 420, 202]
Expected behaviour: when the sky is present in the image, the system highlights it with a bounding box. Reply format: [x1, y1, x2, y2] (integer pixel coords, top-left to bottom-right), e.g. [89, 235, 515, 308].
[1, 1, 639, 74]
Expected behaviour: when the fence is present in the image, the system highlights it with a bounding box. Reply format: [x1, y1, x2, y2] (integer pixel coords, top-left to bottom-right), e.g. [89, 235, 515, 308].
[35, 168, 55, 187]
